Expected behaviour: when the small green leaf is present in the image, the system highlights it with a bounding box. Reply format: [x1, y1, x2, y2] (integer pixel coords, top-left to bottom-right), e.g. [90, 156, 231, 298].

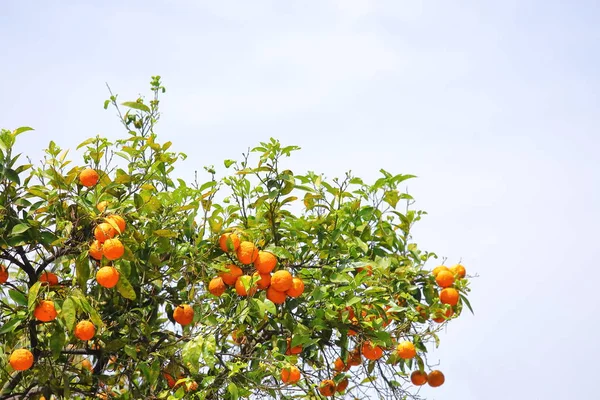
[228, 382, 239, 400]
[4, 169, 20, 185]
[28, 281, 42, 311]
[50, 328, 66, 360]
[224, 159, 236, 168]
[0, 317, 24, 335]
[460, 294, 474, 315]
[117, 274, 136, 300]
[121, 101, 151, 113]
[9, 289, 27, 306]
[13, 127, 34, 136]
[62, 297, 77, 332]
[11, 224, 30, 235]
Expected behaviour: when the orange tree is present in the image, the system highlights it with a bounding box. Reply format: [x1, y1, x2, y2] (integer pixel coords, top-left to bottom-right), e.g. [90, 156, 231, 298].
[0, 77, 473, 399]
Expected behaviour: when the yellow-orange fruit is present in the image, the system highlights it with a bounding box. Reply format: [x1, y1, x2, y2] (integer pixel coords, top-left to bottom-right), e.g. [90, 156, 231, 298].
[336, 377, 349, 392]
[94, 223, 116, 243]
[79, 168, 99, 187]
[235, 275, 257, 296]
[89, 240, 103, 260]
[173, 304, 194, 326]
[105, 215, 126, 234]
[319, 380, 336, 397]
[286, 338, 302, 355]
[411, 370, 428, 386]
[0, 264, 8, 284]
[82, 359, 93, 371]
[236, 241, 259, 264]
[39, 271, 59, 286]
[34, 300, 57, 322]
[74, 320, 96, 341]
[435, 270, 455, 288]
[208, 277, 226, 297]
[286, 277, 304, 298]
[451, 264, 466, 278]
[361, 341, 383, 360]
[267, 286, 287, 304]
[253, 251, 277, 273]
[334, 357, 350, 372]
[96, 201, 109, 213]
[96, 266, 120, 288]
[439, 287, 459, 306]
[219, 264, 243, 286]
[253, 272, 271, 290]
[271, 270, 293, 292]
[102, 238, 124, 260]
[432, 265, 450, 276]
[9, 349, 34, 371]
[219, 232, 240, 252]
[428, 370, 445, 387]
[281, 365, 301, 384]
[396, 341, 416, 359]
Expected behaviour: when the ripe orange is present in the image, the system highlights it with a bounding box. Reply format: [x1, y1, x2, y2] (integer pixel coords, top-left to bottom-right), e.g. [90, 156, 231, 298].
[435, 270, 455, 288]
[357, 264, 373, 276]
[451, 264, 466, 278]
[432, 307, 454, 323]
[336, 377, 349, 392]
[348, 349, 361, 366]
[34, 300, 57, 322]
[79, 168, 99, 187]
[236, 241, 259, 264]
[396, 341, 416, 359]
[235, 275, 257, 296]
[96, 266, 120, 288]
[82, 359, 93, 371]
[271, 270, 293, 292]
[219, 264, 243, 286]
[410, 370, 428, 386]
[361, 341, 383, 360]
[102, 238, 124, 260]
[208, 277, 226, 297]
[94, 223, 116, 243]
[432, 265, 450, 276]
[281, 365, 301, 384]
[286, 277, 304, 298]
[319, 380, 336, 397]
[333, 357, 349, 372]
[219, 232, 241, 253]
[266, 286, 287, 304]
[253, 272, 271, 290]
[96, 201, 109, 213]
[9, 349, 34, 371]
[285, 338, 302, 355]
[428, 370, 445, 387]
[105, 215, 126, 234]
[74, 320, 96, 341]
[39, 271, 59, 286]
[253, 250, 277, 273]
[89, 240, 103, 260]
[173, 304, 194, 326]
[439, 287, 459, 306]
[0, 264, 8, 284]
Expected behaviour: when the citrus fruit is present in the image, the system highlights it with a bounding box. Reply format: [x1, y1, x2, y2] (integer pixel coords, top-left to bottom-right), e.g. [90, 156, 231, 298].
[435, 270, 455, 288]
[432, 307, 453, 323]
[267, 286, 286, 304]
[96, 266, 120, 288]
[319, 380, 336, 397]
[34, 300, 57, 322]
[253, 272, 271, 289]
[219, 232, 240, 252]
[236, 241, 259, 264]
[281, 365, 301, 384]
[96, 201, 109, 212]
[286, 277, 304, 297]
[362, 341, 383, 360]
[253, 250, 277, 273]
[94, 223, 116, 243]
[428, 370, 445, 387]
[396, 341, 416, 359]
[79, 168, 99, 187]
[102, 238, 124, 260]
[89, 240, 103, 260]
[39, 271, 59, 286]
[219, 264, 243, 286]
[410, 370, 428, 386]
[439, 287, 459, 306]
[357, 264, 373, 276]
[9, 349, 34, 371]
[105, 215, 126, 234]
[208, 277, 226, 297]
[336, 377, 349, 392]
[173, 304, 194, 326]
[74, 320, 96, 341]
[334, 357, 349, 372]
[82, 359, 93, 371]
[235, 275, 257, 296]
[0, 264, 8, 284]
[286, 338, 302, 355]
[451, 263, 466, 278]
[271, 270, 293, 292]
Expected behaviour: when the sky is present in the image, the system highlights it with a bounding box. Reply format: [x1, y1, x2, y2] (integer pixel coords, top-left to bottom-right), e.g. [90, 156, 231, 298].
[1, 0, 600, 399]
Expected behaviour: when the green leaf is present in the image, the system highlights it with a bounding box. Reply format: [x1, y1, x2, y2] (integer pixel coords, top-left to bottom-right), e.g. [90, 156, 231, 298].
[4, 169, 20, 185]
[76, 138, 96, 150]
[117, 274, 136, 300]
[76, 257, 90, 291]
[13, 127, 34, 136]
[153, 229, 178, 238]
[62, 297, 77, 332]
[228, 383, 239, 400]
[28, 281, 42, 311]
[122, 101, 151, 113]
[0, 317, 24, 335]
[103, 100, 110, 109]
[50, 328, 66, 359]
[224, 159, 236, 168]
[182, 336, 203, 373]
[11, 224, 30, 235]
[124, 344, 138, 359]
[263, 299, 277, 315]
[9, 289, 27, 306]
[460, 294, 474, 315]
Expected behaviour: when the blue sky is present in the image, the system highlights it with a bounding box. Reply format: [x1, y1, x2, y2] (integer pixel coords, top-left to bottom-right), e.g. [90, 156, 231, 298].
[1, 1, 599, 398]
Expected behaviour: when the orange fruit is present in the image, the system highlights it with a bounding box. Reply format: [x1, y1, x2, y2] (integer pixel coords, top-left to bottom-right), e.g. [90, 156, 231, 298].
[435, 270, 455, 288]
[235, 275, 257, 296]
[253, 272, 271, 290]
[236, 241, 259, 264]
[348, 349, 361, 366]
[89, 240, 103, 260]
[219, 264, 243, 286]
[341, 306, 355, 321]
[163, 372, 177, 388]
[79, 168, 99, 187]
[319, 380, 336, 397]
[34, 300, 57, 322]
[333, 357, 349, 372]
[266, 286, 287, 304]
[94, 222, 116, 243]
[281, 365, 301, 384]
[74, 320, 96, 341]
[336, 377, 349, 392]
[253, 251, 277, 273]
[96, 201, 109, 213]
[432, 307, 453, 323]
[96, 266, 120, 288]
[432, 265, 450, 276]
[219, 232, 240, 252]
[451, 264, 466, 278]
[286, 338, 302, 355]
[39, 271, 59, 286]
[410, 370, 428, 386]
[82, 359, 93, 372]
[0, 264, 8, 284]
[271, 270, 293, 292]
[102, 238, 124, 260]
[396, 341, 416, 359]
[208, 277, 226, 297]
[105, 215, 126, 234]
[286, 277, 304, 298]
[173, 304, 194, 326]
[428, 370, 445, 387]
[361, 341, 383, 360]
[439, 287, 459, 306]
[357, 264, 373, 276]
[9, 349, 34, 371]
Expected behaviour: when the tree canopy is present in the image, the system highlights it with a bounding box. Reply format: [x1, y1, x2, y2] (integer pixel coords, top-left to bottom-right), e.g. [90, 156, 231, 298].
[0, 77, 473, 399]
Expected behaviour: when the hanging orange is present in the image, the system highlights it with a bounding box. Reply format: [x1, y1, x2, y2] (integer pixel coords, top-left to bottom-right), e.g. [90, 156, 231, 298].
[219, 232, 240, 252]
[219, 264, 243, 286]
[266, 286, 286, 304]
[281, 365, 301, 384]
[271, 270, 293, 292]
[96, 266, 120, 288]
[74, 320, 96, 341]
[94, 223, 116, 243]
[9, 349, 34, 371]
[319, 380, 336, 397]
[39, 271, 59, 286]
[286, 277, 304, 298]
[89, 240, 103, 260]
[410, 370, 428, 386]
[235, 241, 259, 264]
[0, 264, 8, 284]
[105, 215, 126, 234]
[208, 277, 226, 297]
[361, 341, 383, 360]
[102, 238, 124, 260]
[79, 168, 99, 187]
[253, 250, 277, 273]
[34, 300, 57, 322]
[173, 304, 194, 326]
